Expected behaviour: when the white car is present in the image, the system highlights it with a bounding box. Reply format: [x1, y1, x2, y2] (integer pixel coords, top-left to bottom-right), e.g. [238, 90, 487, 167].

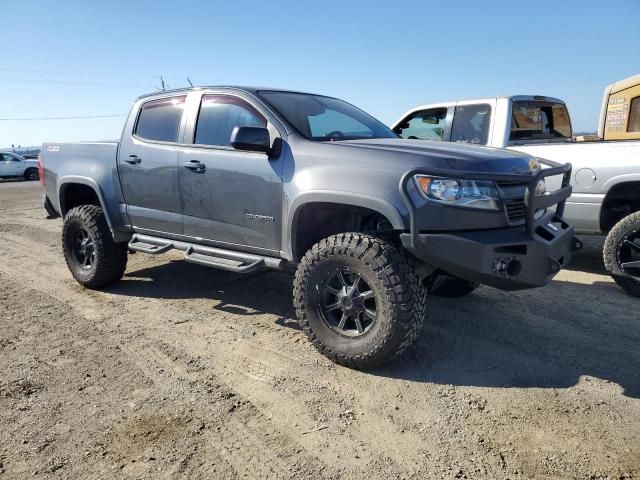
[0, 152, 39, 181]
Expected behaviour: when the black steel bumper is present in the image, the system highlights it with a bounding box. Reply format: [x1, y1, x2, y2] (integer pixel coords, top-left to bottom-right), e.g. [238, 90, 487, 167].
[399, 160, 579, 291]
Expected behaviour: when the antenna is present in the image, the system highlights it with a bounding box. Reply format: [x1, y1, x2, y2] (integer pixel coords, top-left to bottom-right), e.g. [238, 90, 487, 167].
[160, 76, 166, 91]
[187, 77, 193, 87]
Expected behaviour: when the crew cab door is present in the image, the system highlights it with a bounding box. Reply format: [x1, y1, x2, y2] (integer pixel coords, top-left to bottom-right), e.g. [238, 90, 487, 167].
[178, 92, 284, 253]
[117, 95, 187, 234]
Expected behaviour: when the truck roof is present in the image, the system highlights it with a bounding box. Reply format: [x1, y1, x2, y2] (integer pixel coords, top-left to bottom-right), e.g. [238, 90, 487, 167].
[136, 86, 320, 100]
[606, 73, 640, 95]
[404, 95, 566, 111]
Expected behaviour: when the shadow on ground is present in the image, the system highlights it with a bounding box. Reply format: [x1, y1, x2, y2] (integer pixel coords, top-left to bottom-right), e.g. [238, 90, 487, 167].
[107, 244, 639, 398]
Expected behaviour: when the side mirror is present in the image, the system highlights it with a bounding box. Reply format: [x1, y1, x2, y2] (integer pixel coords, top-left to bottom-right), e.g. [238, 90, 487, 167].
[230, 126, 271, 154]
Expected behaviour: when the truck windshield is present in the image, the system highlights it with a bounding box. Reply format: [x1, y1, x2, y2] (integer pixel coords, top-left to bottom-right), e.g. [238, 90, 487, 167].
[258, 91, 397, 141]
[510, 101, 572, 142]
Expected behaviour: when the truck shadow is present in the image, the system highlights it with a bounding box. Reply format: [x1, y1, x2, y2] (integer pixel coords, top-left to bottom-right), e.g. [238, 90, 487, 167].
[109, 254, 639, 399]
[562, 235, 608, 275]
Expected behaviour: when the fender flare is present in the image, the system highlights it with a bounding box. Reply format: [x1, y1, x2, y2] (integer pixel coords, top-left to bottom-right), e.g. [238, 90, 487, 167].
[599, 176, 640, 230]
[284, 190, 406, 260]
[57, 176, 117, 237]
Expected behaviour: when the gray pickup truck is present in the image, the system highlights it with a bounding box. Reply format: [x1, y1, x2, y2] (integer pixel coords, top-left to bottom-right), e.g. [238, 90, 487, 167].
[41, 87, 578, 368]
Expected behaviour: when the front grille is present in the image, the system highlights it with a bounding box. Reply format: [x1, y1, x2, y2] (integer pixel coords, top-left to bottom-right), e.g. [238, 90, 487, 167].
[504, 198, 526, 222]
[498, 181, 528, 224]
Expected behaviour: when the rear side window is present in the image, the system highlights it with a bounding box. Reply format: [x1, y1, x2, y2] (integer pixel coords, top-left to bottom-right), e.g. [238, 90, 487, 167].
[510, 101, 572, 141]
[451, 104, 491, 145]
[394, 108, 448, 140]
[194, 95, 266, 147]
[135, 96, 186, 143]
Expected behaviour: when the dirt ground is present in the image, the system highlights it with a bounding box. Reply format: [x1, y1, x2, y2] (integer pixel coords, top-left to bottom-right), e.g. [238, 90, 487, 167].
[0, 180, 638, 480]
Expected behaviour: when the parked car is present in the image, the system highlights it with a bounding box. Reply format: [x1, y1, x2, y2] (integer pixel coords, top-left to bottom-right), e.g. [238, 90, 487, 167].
[40, 86, 577, 368]
[0, 152, 39, 180]
[392, 74, 640, 296]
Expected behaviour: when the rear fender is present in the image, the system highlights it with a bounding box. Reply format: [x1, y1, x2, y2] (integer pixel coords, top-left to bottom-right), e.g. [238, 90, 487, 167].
[57, 176, 129, 242]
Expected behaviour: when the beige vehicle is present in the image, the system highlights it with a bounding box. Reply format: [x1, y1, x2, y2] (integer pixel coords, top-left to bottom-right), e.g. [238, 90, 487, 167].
[597, 74, 640, 141]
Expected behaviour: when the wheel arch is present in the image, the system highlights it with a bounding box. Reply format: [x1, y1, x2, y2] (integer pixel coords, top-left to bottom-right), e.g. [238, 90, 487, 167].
[286, 192, 406, 261]
[599, 180, 640, 232]
[58, 177, 117, 237]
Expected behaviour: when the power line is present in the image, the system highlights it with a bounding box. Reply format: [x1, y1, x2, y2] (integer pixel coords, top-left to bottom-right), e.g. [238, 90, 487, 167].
[0, 114, 127, 121]
[0, 67, 159, 79]
[0, 77, 156, 89]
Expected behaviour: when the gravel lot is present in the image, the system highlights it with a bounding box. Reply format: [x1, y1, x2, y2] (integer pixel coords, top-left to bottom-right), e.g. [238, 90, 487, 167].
[0, 180, 638, 479]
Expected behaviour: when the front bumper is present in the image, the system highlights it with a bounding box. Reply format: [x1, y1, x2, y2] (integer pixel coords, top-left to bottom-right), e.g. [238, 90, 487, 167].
[400, 213, 578, 290]
[399, 160, 578, 290]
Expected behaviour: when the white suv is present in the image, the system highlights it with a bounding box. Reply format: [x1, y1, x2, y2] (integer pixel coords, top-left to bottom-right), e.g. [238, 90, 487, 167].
[0, 152, 39, 181]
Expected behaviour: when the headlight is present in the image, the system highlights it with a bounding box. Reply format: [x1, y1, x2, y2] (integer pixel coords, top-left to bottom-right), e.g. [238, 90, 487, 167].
[414, 175, 500, 210]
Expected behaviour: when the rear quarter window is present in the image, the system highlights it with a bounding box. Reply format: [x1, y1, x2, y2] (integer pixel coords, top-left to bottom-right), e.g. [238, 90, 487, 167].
[135, 96, 186, 143]
[510, 101, 571, 142]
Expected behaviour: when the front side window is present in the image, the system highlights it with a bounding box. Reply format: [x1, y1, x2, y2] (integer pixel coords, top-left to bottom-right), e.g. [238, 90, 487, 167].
[510, 101, 572, 141]
[258, 91, 397, 141]
[394, 108, 448, 140]
[194, 95, 266, 147]
[451, 104, 491, 145]
[135, 96, 186, 143]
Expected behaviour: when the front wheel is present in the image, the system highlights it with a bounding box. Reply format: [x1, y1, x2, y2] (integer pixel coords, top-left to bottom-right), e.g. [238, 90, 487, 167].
[603, 211, 640, 297]
[62, 205, 128, 289]
[293, 233, 426, 369]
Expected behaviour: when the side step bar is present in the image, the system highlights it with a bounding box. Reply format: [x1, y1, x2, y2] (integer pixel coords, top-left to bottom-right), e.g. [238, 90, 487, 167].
[128, 234, 284, 274]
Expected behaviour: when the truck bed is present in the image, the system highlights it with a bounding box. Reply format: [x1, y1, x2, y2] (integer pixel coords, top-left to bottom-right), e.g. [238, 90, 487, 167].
[40, 141, 128, 237]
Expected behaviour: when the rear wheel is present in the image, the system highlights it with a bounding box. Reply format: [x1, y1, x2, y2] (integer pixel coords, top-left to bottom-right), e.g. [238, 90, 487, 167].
[24, 168, 39, 181]
[293, 233, 426, 369]
[425, 273, 479, 297]
[62, 205, 128, 289]
[604, 211, 640, 297]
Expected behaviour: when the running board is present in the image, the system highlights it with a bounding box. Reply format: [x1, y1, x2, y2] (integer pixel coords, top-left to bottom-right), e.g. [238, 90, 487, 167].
[128, 234, 283, 274]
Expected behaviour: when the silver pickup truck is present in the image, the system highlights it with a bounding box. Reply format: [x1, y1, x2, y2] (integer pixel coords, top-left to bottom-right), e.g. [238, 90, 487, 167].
[40, 86, 577, 368]
[393, 78, 640, 296]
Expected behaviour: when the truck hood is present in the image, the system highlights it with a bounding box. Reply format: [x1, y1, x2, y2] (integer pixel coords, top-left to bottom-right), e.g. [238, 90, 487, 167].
[332, 138, 538, 175]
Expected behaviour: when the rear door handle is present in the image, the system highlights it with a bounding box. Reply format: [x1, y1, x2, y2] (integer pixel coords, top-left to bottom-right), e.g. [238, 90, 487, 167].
[125, 155, 141, 164]
[182, 160, 205, 172]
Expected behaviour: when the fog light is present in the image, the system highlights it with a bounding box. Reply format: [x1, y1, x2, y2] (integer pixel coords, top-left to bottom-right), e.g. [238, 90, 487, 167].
[492, 256, 522, 278]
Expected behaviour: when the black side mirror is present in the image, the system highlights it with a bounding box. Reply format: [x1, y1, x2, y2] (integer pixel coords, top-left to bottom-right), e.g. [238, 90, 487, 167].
[230, 126, 271, 154]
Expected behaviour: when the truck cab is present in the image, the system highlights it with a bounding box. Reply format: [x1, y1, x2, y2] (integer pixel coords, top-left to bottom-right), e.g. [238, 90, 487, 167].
[392, 95, 573, 149]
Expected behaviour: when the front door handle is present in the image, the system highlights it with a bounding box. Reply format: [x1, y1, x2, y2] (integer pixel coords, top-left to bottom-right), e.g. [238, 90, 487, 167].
[182, 160, 205, 172]
[125, 155, 141, 164]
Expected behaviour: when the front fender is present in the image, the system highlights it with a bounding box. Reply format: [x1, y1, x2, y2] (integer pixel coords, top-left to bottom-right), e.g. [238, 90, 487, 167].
[283, 190, 406, 260]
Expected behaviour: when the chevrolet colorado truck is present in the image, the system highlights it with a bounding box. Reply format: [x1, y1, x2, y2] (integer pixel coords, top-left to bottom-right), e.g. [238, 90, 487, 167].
[40, 87, 576, 368]
[392, 74, 640, 296]
[0, 151, 39, 180]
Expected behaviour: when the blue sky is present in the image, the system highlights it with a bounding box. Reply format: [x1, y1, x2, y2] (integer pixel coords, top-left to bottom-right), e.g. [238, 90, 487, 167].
[1, 0, 639, 147]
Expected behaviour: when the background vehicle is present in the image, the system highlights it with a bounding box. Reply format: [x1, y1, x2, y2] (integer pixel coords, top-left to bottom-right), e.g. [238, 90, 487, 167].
[0, 152, 39, 180]
[392, 74, 640, 296]
[40, 87, 576, 368]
